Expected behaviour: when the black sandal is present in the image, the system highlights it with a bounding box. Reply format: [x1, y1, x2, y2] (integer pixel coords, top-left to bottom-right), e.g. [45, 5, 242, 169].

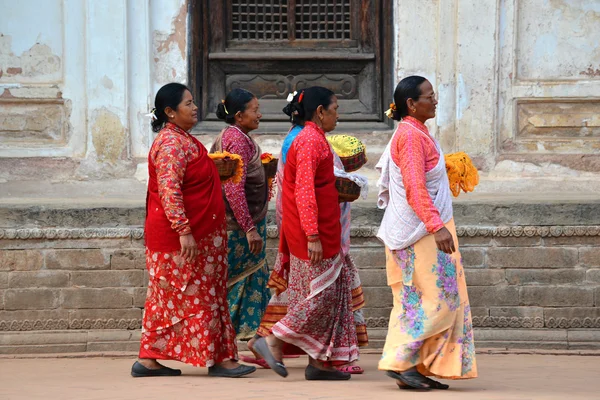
[424, 377, 449, 390]
[253, 337, 288, 378]
[131, 361, 182, 377]
[386, 370, 431, 390]
[396, 377, 449, 390]
[305, 364, 351, 381]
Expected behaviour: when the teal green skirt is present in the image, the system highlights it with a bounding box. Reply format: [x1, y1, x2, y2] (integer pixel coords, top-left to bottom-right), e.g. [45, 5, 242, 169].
[227, 218, 271, 340]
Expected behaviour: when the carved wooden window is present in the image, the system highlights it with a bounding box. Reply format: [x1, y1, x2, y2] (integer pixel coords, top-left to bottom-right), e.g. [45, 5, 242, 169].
[190, 0, 393, 132]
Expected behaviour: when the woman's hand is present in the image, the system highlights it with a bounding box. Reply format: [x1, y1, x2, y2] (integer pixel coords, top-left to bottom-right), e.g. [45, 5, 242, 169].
[246, 228, 264, 255]
[179, 234, 198, 263]
[434, 227, 456, 254]
[307, 237, 323, 264]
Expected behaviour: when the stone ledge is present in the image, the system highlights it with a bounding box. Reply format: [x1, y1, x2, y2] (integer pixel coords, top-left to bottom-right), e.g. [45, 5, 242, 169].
[2, 224, 600, 241]
[3, 200, 600, 229]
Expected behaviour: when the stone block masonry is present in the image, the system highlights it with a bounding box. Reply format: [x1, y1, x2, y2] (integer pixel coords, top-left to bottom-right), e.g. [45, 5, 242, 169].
[1, 201, 600, 353]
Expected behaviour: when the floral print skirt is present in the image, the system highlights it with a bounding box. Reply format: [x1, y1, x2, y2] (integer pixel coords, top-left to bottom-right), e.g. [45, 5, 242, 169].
[271, 254, 359, 363]
[378, 218, 478, 379]
[226, 218, 271, 340]
[258, 253, 368, 349]
[139, 222, 238, 367]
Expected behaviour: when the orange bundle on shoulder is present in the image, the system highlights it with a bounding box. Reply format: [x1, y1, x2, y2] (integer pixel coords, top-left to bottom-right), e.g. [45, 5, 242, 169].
[444, 152, 479, 197]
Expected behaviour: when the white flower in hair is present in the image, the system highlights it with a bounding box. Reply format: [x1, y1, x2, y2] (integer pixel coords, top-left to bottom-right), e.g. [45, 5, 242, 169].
[286, 91, 298, 102]
[145, 108, 157, 121]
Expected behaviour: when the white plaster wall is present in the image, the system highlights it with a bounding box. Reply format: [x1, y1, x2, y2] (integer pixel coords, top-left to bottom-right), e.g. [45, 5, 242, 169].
[393, 0, 600, 193]
[1, 0, 600, 195]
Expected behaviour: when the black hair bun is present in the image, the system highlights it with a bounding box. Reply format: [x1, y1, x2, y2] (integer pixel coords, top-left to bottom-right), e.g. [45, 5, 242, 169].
[216, 103, 228, 120]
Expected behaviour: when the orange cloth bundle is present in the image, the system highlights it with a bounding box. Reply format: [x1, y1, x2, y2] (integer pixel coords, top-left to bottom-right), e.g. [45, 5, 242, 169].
[208, 151, 244, 184]
[261, 152, 277, 200]
[445, 152, 479, 197]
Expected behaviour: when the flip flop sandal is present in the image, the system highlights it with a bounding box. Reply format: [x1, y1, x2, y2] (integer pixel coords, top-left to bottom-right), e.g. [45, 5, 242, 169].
[424, 377, 450, 390]
[396, 376, 449, 390]
[253, 337, 288, 378]
[337, 365, 364, 374]
[386, 370, 431, 390]
[239, 355, 271, 369]
[305, 364, 351, 381]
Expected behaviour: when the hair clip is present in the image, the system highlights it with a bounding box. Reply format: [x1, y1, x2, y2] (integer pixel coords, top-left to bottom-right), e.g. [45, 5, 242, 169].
[286, 91, 298, 102]
[384, 103, 396, 119]
[221, 99, 229, 115]
[144, 108, 157, 121]
[298, 91, 304, 103]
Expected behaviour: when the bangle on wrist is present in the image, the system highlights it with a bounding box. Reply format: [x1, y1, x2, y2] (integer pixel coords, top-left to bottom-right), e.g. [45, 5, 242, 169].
[307, 235, 320, 243]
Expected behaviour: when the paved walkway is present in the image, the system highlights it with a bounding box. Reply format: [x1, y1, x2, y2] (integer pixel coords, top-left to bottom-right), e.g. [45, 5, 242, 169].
[1, 353, 598, 399]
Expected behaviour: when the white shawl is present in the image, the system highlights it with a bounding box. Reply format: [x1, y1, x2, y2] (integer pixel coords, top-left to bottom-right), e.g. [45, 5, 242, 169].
[375, 122, 453, 250]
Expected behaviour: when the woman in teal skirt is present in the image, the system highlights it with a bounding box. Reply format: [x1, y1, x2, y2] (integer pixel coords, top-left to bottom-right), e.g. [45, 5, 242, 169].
[210, 88, 271, 339]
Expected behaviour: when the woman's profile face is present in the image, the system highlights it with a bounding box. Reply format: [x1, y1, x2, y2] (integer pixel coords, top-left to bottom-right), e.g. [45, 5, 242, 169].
[411, 80, 438, 122]
[170, 90, 198, 131]
[236, 97, 262, 132]
[320, 96, 339, 133]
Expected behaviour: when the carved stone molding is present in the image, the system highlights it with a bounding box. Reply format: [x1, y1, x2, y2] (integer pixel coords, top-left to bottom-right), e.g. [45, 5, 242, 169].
[0, 228, 145, 240]
[546, 317, 600, 329]
[1, 225, 599, 240]
[0, 319, 142, 331]
[3, 316, 600, 332]
[366, 316, 600, 329]
[472, 316, 545, 329]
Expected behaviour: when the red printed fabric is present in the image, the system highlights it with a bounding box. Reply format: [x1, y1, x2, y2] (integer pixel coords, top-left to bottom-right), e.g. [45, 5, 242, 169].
[145, 122, 225, 252]
[220, 126, 256, 233]
[139, 221, 238, 367]
[391, 117, 444, 234]
[271, 255, 359, 363]
[281, 121, 341, 260]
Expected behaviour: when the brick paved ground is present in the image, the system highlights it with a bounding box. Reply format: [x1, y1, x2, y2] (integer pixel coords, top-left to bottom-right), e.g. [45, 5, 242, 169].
[1, 353, 598, 400]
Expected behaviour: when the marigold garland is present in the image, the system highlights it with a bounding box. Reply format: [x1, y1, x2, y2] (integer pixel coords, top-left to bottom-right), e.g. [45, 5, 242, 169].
[208, 151, 244, 184]
[445, 152, 479, 197]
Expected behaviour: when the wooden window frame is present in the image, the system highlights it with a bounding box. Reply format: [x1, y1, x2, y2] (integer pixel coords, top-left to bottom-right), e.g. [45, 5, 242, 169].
[188, 0, 394, 133]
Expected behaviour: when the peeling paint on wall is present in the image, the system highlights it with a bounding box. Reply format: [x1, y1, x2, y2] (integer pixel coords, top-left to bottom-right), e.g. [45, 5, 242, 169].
[152, 1, 188, 86]
[0, 35, 61, 82]
[91, 108, 127, 164]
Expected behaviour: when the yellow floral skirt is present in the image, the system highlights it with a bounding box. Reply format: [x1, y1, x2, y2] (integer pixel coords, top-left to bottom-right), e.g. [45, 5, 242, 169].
[378, 219, 478, 379]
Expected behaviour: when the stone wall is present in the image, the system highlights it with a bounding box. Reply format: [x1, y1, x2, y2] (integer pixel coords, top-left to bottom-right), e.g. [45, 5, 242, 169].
[1, 202, 599, 354]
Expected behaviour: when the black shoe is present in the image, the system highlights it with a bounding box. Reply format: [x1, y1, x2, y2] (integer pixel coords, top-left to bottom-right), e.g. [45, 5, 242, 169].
[305, 364, 351, 381]
[208, 364, 256, 378]
[131, 361, 182, 377]
[386, 370, 431, 390]
[253, 337, 288, 378]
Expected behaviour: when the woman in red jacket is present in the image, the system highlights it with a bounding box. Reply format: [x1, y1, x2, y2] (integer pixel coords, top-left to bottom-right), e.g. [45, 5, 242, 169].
[132, 83, 255, 378]
[254, 86, 358, 381]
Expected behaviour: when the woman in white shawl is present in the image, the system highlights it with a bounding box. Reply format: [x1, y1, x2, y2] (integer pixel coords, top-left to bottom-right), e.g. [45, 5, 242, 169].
[376, 76, 478, 390]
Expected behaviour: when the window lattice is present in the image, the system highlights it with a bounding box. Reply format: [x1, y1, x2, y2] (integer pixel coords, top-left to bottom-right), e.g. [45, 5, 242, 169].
[295, 0, 351, 40]
[231, 2, 288, 40]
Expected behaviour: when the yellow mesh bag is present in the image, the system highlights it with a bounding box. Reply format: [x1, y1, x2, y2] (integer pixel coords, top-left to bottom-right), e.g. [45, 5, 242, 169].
[326, 135, 366, 157]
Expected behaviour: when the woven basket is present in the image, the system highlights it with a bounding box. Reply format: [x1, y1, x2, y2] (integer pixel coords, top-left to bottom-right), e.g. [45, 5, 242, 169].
[335, 177, 361, 203]
[213, 157, 239, 181]
[263, 158, 278, 179]
[340, 151, 367, 172]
